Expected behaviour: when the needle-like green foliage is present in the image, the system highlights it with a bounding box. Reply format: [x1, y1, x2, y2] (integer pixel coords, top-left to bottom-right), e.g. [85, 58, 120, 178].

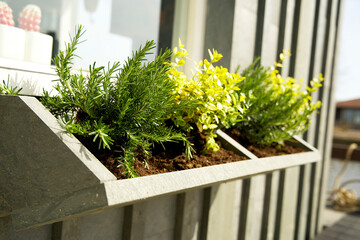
[41, 25, 192, 178]
[0, 77, 22, 95]
[234, 51, 323, 146]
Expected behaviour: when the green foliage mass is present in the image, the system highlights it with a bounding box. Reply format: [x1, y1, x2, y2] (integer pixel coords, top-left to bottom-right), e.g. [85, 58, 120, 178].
[41, 26, 191, 178]
[235, 53, 322, 146]
[0, 77, 22, 95]
[168, 41, 247, 152]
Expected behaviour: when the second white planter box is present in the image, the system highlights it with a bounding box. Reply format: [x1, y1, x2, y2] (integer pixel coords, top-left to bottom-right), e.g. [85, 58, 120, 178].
[0, 25, 53, 64]
[24, 31, 53, 65]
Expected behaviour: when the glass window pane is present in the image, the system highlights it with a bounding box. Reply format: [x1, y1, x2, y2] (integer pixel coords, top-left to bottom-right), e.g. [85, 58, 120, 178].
[354, 110, 360, 124]
[343, 109, 353, 123]
[2, 0, 172, 68]
[110, 0, 161, 55]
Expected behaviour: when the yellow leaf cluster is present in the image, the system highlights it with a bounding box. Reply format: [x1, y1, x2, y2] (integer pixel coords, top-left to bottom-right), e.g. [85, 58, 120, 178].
[168, 40, 246, 152]
[268, 50, 323, 110]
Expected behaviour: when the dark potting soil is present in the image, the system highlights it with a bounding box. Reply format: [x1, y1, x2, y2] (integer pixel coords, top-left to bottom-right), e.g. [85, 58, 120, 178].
[75, 132, 247, 179]
[130, 140, 248, 179]
[225, 128, 307, 158]
[76, 128, 306, 179]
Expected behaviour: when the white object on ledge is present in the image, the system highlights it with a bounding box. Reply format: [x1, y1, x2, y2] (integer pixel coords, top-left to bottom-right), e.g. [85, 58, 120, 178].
[59, 0, 132, 69]
[0, 24, 26, 60]
[24, 31, 53, 65]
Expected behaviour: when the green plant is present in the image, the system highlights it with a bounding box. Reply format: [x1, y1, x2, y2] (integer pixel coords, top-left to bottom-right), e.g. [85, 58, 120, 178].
[0, 77, 22, 95]
[235, 51, 323, 146]
[167, 40, 247, 152]
[41, 26, 192, 178]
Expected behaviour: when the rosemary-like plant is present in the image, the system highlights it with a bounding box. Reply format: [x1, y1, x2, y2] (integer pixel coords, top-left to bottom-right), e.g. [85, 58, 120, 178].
[42, 26, 192, 178]
[0, 77, 22, 95]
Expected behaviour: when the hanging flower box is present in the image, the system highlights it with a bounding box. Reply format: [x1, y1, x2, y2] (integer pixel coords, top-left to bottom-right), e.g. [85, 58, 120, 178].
[0, 95, 320, 230]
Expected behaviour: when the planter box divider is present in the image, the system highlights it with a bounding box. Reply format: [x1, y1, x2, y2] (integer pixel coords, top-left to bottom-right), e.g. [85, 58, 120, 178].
[216, 129, 259, 159]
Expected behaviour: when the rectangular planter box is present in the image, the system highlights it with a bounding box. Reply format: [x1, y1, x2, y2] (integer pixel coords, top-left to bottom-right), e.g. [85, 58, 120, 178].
[0, 95, 321, 230]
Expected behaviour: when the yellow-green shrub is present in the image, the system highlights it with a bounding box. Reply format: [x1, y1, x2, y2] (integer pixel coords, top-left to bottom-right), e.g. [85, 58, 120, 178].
[167, 40, 246, 152]
[235, 50, 323, 146]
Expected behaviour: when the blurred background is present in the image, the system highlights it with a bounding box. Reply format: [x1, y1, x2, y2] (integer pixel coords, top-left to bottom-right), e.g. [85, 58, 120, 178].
[330, 0, 360, 198]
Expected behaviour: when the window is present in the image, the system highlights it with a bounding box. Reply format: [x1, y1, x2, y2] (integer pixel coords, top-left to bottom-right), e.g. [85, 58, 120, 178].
[5, 0, 174, 68]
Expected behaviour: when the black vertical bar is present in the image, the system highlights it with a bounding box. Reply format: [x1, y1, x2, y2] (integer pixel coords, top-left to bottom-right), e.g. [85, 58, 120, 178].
[307, 0, 322, 91]
[276, 0, 289, 61]
[288, 0, 302, 77]
[238, 178, 251, 240]
[203, 0, 236, 69]
[122, 205, 134, 240]
[254, 0, 266, 61]
[274, 170, 286, 240]
[306, 162, 317, 240]
[51, 222, 63, 240]
[294, 165, 305, 240]
[260, 173, 273, 240]
[174, 193, 186, 240]
[157, 0, 176, 54]
[200, 187, 212, 240]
